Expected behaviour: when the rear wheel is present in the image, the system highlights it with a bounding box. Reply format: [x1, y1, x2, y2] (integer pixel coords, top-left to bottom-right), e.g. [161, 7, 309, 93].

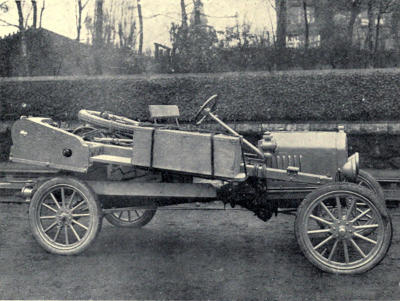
[105, 209, 156, 228]
[295, 183, 392, 274]
[29, 177, 102, 255]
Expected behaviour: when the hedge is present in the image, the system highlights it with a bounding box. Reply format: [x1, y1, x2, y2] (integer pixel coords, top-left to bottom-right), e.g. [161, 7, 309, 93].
[1, 69, 400, 122]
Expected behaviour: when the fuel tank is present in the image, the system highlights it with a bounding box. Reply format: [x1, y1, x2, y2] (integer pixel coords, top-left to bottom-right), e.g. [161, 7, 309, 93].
[258, 131, 348, 178]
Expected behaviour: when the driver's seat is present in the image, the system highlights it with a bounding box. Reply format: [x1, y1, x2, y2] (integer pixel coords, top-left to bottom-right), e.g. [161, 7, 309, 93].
[149, 105, 180, 126]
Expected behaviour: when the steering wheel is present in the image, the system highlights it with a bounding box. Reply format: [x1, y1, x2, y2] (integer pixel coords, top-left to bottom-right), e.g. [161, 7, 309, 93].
[193, 94, 218, 125]
[78, 110, 139, 133]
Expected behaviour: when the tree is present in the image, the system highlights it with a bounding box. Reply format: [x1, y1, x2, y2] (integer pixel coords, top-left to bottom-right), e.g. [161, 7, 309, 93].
[170, 1, 218, 72]
[137, 0, 143, 55]
[39, 0, 45, 28]
[84, 0, 137, 49]
[93, 0, 104, 74]
[75, 0, 90, 41]
[275, 0, 287, 49]
[180, 0, 188, 29]
[15, 0, 28, 75]
[374, 0, 395, 53]
[347, 0, 363, 46]
[31, 0, 37, 28]
[302, 0, 309, 49]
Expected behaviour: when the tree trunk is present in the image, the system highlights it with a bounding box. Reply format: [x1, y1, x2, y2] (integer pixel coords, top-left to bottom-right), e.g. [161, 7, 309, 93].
[374, 9, 382, 54]
[16, 0, 24, 30]
[315, 0, 334, 49]
[180, 0, 188, 29]
[303, 0, 309, 49]
[137, 0, 143, 55]
[77, 0, 83, 41]
[31, 0, 37, 28]
[15, 0, 28, 76]
[94, 0, 104, 75]
[390, 2, 400, 58]
[366, 0, 375, 52]
[275, 0, 287, 50]
[39, 0, 45, 28]
[347, 2, 361, 47]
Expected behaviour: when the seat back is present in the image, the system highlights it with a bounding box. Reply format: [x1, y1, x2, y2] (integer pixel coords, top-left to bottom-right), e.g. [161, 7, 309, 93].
[149, 105, 180, 125]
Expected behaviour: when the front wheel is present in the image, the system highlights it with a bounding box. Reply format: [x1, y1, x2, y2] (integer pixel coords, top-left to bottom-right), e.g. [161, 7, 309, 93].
[105, 209, 156, 228]
[356, 169, 385, 201]
[29, 177, 102, 255]
[295, 183, 392, 274]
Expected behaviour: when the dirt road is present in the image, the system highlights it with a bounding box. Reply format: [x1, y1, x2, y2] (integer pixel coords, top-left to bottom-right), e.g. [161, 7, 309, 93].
[0, 202, 399, 300]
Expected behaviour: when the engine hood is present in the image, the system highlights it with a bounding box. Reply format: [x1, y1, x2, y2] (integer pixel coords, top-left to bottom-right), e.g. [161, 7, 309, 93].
[259, 131, 348, 178]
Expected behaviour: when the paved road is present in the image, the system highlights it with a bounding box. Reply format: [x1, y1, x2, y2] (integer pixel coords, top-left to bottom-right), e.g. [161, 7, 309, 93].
[0, 202, 399, 300]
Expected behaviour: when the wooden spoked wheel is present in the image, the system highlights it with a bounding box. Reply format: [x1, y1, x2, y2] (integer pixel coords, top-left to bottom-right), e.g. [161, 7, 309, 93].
[29, 177, 102, 255]
[295, 183, 392, 274]
[105, 209, 156, 228]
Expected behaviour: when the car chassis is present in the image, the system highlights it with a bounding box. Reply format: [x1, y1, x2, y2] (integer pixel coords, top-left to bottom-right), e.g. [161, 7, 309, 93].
[8, 95, 392, 274]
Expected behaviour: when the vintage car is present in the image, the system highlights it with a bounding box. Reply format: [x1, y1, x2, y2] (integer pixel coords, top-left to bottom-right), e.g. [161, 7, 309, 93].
[9, 95, 392, 274]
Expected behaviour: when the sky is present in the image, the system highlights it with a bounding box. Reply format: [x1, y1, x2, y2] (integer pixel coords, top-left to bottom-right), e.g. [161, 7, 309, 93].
[0, 0, 276, 51]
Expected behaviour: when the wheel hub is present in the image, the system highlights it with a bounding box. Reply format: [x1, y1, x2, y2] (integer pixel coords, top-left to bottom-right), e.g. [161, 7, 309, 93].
[331, 219, 354, 239]
[56, 209, 73, 226]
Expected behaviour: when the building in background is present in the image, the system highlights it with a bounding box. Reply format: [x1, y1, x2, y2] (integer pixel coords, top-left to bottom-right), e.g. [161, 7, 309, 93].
[282, 0, 399, 50]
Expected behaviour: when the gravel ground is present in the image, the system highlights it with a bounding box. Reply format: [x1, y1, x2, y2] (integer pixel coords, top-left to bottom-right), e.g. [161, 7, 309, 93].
[0, 202, 399, 300]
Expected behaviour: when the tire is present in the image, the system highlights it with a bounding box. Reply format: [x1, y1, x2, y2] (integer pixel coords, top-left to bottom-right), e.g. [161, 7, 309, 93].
[105, 209, 156, 228]
[295, 183, 392, 274]
[29, 177, 102, 255]
[356, 169, 385, 202]
[78, 109, 139, 133]
[355, 170, 386, 236]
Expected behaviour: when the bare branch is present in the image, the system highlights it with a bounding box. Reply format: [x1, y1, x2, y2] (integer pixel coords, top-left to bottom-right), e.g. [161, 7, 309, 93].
[0, 18, 18, 27]
[39, 0, 45, 27]
[82, 0, 90, 9]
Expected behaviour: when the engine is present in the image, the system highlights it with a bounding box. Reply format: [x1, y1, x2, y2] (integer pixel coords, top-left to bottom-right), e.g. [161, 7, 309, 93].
[218, 179, 278, 222]
[258, 130, 349, 179]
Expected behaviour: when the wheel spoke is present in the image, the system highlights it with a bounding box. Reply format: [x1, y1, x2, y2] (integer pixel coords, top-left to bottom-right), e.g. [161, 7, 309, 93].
[61, 187, 66, 208]
[320, 202, 337, 221]
[50, 192, 61, 209]
[356, 207, 373, 219]
[53, 226, 61, 242]
[40, 215, 57, 220]
[328, 239, 339, 261]
[353, 232, 377, 245]
[42, 203, 57, 213]
[307, 229, 332, 235]
[72, 213, 91, 217]
[44, 221, 57, 233]
[313, 235, 334, 250]
[353, 224, 379, 230]
[65, 226, 69, 245]
[128, 211, 131, 222]
[345, 198, 356, 219]
[72, 219, 89, 231]
[351, 208, 372, 223]
[118, 211, 123, 219]
[350, 238, 366, 258]
[320, 248, 328, 257]
[68, 190, 76, 209]
[336, 196, 342, 219]
[135, 210, 140, 217]
[69, 224, 81, 241]
[310, 214, 333, 226]
[343, 240, 350, 264]
[71, 201, 85, 212]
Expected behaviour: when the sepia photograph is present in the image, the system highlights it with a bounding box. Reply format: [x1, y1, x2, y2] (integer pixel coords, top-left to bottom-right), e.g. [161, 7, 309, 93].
[0, 0, 399, 300]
